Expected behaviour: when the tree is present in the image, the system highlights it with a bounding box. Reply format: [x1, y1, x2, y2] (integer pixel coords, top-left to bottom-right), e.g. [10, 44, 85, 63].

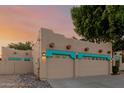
[113, 40, 124, 51]
[71, 5, 124, 45]
[8, 41, 34, 50]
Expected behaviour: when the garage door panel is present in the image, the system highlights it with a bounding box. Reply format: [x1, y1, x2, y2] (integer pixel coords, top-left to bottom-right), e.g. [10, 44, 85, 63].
[47, 58, 74, 79]
[77, 59, 108, 77]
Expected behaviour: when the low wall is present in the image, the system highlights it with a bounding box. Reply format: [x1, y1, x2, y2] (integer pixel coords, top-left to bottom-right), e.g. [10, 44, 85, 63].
[0, 47, 33, 74]
[0, 61, 33, 74]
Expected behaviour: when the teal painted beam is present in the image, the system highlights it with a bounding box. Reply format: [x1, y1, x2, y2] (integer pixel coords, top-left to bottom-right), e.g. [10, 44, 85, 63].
[8, 57, 33, 61]
[114, 56, 120, 59]
[46, 49, 76, 59]
[78, 52, 111, 61]
[24, 58, 33, 61]
[46, 49, 112, 60]
[8, 57, 22, 61]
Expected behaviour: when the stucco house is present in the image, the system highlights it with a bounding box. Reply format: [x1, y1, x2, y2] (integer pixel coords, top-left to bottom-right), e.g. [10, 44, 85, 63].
[33, 28, 112, 79]
[0, 28, 113, 79]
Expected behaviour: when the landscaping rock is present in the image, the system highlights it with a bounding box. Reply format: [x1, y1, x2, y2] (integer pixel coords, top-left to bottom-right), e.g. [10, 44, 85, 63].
[16, 74, 52, 88]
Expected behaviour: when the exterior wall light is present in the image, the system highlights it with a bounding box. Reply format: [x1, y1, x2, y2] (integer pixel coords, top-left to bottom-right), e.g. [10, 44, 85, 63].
[41, 52, 46, 63]
[42, 52, 46, 56]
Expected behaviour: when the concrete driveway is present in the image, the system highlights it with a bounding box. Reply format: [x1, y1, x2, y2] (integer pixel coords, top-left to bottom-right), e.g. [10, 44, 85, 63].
[48, 75, 124, 88]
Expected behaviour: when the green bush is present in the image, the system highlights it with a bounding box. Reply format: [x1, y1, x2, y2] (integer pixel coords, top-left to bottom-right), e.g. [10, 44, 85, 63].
[112, 66, 119, 74]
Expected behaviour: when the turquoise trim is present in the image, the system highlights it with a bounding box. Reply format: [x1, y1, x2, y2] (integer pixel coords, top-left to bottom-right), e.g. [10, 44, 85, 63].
[24, 58, 33, 61]
[46, 49, 76, 59]
[114, 56, 120, 59]
[8, 57, 22, 61]
[78, 52, 111, 60]
[46, 49, 111, 61]
[8, 57, 33, 61]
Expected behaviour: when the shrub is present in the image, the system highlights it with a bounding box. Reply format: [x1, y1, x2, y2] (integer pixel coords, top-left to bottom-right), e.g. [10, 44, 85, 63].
[112, 66, 119, 74]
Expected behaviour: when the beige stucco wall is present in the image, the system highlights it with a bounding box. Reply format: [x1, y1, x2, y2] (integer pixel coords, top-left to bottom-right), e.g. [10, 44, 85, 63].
[1, 47, 33, 74]
[41, 28, 112, 54]
[32, 41, 41, 77]
[0, 62, 14, 74]
[33, 28, 112, 79]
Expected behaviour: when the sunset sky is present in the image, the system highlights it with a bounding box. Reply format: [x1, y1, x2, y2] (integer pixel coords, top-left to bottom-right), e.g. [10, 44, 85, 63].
[0, 5, 79, 55]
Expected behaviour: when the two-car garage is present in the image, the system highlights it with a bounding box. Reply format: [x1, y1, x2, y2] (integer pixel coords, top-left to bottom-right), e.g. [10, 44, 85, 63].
[45, 49, 112, 79]
[33, 28, 112, 80]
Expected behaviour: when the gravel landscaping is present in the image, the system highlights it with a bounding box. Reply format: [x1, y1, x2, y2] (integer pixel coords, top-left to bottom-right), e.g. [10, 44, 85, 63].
[0, 74, 52, 88]
[16, 74, 52, 88]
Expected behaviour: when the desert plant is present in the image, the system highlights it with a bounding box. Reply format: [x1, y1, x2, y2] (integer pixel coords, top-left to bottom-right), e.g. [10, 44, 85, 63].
[112, 66, 119, 75]
[8, 41, 33, 50]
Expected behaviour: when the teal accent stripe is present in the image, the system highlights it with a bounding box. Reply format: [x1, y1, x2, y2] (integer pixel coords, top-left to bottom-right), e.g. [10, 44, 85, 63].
[46, 49, 111, 61]
[114, 56, 120, 59]
[8, 57, 22, 61]
[78, 52, 111, 60]
[24, 58, 33, 61]
[8, 57, 33, 61]
[46, 49, 76, 59]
